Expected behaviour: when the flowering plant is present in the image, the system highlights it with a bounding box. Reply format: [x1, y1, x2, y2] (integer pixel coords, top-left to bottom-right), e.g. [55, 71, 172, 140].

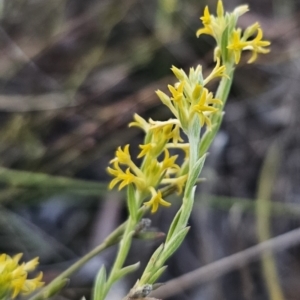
[96, 1, 269, 298]
[5, 1, 269, 300]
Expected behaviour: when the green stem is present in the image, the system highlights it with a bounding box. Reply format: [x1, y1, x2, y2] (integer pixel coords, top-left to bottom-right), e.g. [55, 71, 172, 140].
[102, 195, 145, 299]
[178, 120, 201, 227]
[29, 223, 126, 300]
[215, 62, 235, 108]
[199, 62, 234, 156]
[103, 218, 137, 295]
[174, 62, 235, 237]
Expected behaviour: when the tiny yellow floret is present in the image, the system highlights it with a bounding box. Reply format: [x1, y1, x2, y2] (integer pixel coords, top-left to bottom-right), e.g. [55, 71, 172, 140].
[107, 161, 144, 191]
[144, 187, 171, 213]
[201, 6, 211, 25]
[227, 29, 248, 64]
[246, 28, 271, 63]
[138, 143, 154, 158]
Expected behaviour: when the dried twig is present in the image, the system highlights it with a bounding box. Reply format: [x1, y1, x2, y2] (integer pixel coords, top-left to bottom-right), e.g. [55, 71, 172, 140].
[151, 226, 300, 298]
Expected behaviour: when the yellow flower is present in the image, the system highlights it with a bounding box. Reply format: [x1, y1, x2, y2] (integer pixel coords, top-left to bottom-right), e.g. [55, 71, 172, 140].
[161, 149, 179, 171]
[196, 0, 225, 40]
[156, 90, 179, 120]
[196, 6, 214, 37]
[203, 57, 228, 85]
[148, 119, 182, 144]
[23, 256, 39, 272]
[107, 161, 145, 191]
[144, 187, 171, 213]
[162, 174, 188, 195]
[129, 114, 150, 133]
[191, 88, 221, 130]
[201, 6, 211, 25]
[20, 272, 43, 295]
[228, 27, 270, 64]
[0, 253, 44, 299]
[170, 65, 186, 81]
[111, 144, 132, 165]
[157, 63, 224, 132]
[227, 29, 248, 64]
[168, 81, 184, 103]
[246, 28, 270, 63]
[108, 117, 184, 196]
[138, 143, 154, 158]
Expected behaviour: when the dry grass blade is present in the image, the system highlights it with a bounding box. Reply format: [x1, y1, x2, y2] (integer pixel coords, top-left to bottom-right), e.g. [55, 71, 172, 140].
[151, 226, 300, 299]
[256, 142, 285, 300]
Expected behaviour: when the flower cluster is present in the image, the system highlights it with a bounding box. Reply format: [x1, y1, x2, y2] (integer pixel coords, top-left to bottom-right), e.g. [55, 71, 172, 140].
[108, 61, 226, 213]
[107, 0, 270, 214]
[104, 2, 272, 299]
[107, 114, 188, 213]
[0, 253, 44, 299]
[156, 58, 225, 132]
[197, 0, 270, 64]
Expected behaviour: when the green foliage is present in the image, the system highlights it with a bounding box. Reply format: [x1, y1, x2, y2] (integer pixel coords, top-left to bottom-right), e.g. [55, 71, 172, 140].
[93, 266, 107, 300]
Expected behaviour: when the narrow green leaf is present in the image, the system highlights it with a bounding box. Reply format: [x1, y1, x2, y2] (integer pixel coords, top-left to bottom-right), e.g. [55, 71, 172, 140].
[93, 266, 106, 300]
[199, 114, 223, 156]
[113, 262, 140, 282]
[185, 154, 207, 197]
[142, 244, 164, 278]
[140, 271, 152, 285]
[148, 265, 168, 284]
[177, 187, 196, 229]
[127, 184, 137, 221]
[158, 227, 189, 265]
[166, 208, 182, 243]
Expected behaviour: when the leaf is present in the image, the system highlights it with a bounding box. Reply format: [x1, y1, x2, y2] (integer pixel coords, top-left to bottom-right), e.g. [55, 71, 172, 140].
[199, 114, 223, 156]
[158, 227, 190, 265]
[113, 262, 140, 283]
[93, 266, 107, 300]
[177, 188, 196, 229]
[148, 265, 168, 284]
[165, 208, 182, 243]
[184, 154, 207, 197]
[141, 244, 164, 281]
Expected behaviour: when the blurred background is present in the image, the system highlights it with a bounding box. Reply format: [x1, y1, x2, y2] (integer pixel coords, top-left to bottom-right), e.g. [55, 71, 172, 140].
[0, 0, 300, 299]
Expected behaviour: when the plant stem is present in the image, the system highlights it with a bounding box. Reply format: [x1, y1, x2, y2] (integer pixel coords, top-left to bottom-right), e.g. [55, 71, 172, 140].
[103, 217, 137, 297]
[215, 62, 235, 108]
[200, 62, 234, 156]
[102, 194, 145, 299]
[29, 222, 126, 300]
